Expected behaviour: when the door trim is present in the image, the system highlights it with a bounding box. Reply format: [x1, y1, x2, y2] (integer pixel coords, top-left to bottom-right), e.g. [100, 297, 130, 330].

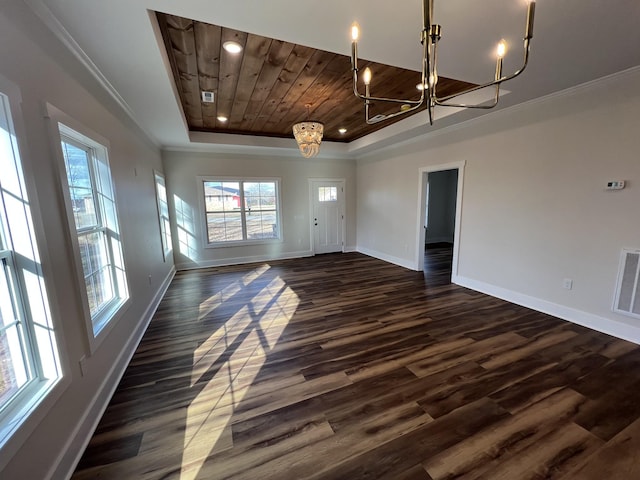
[308, 178, 346, 255]
[415, 161, 465, 275]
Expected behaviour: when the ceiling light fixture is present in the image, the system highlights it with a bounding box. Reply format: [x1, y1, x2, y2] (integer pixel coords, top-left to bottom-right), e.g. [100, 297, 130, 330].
[339, 128, 347, 134]
[222, 41, 243, 54]
[350, 0, 535, 125]
[292, 104, 324, 158]
[217, 115, 228, 123]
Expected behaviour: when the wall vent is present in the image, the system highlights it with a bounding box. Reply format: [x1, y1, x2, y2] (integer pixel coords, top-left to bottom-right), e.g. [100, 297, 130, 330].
[201, 91, 215, 103]
[613, 248, 640, 319]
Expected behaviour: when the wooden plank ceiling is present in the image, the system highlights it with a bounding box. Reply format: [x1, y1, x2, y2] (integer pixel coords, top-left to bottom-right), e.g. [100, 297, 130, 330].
[156, 12, 476, 143]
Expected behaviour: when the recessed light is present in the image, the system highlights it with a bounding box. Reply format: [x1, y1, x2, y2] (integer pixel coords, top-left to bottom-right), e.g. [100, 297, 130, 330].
[222, 41, 243, 54]
[338, 128, 347, 134]
[217, 116, 228, 123]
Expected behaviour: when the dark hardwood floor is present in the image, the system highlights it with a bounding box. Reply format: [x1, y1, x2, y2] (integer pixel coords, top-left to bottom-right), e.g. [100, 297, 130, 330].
[423, 243, 453, 284]
[72, 251, 640, 480]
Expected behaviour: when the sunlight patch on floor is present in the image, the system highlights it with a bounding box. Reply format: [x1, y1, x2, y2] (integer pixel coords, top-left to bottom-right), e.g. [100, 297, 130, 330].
[181, 269, 299, 480]
[197, 281, 243, 320]
[257, 289, 300, 350]
[181, 330, 266, 480]
[190, 306, 252, 387]
[242, 263, 270, 285]
[197, 265, 270, 321]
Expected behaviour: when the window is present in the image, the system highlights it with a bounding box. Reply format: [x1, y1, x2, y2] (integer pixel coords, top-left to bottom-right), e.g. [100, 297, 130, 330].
[201, 178, 281, 245]
[154, 172, 172, 258]
[59, 124, 128, 337]
[0, 89, 60, 447]
[318, 186, 337, 202]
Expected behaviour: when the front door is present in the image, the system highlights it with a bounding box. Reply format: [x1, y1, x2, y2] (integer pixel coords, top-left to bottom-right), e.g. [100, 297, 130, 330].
[310, 180, 344, 254]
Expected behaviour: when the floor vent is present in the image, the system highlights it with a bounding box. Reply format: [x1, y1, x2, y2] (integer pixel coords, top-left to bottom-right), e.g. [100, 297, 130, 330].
[613, 248, 640, 319]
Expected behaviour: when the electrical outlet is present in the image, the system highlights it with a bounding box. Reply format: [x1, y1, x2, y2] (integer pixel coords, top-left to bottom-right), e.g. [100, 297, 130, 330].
[562, 278, 573, 290]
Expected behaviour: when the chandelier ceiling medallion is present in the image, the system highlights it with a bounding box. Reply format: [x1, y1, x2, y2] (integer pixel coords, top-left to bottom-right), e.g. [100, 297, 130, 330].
[292, 104, 324, 158]
[350, 0, 536, 125]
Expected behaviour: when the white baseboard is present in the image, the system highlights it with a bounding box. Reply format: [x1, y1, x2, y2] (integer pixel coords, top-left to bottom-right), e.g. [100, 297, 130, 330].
[454, 274, 640, 345]
[176, 249, 314, 271]
[343, 245, 358, 253]
[50, 267, 176, 480]
[356, 246, 415, 270]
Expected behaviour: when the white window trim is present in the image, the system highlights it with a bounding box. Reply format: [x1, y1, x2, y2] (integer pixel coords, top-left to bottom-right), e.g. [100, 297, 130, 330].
[45, 103, 130, 353]
[0, 77, 69, 470]
[154, 170, 172, 260]
[197, 176, 283, 248]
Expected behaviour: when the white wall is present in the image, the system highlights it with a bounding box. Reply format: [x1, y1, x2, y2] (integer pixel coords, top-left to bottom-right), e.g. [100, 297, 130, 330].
[356, 67, 640, 343]
[0, 2, 173, 479]
[163, 150, 357, 269]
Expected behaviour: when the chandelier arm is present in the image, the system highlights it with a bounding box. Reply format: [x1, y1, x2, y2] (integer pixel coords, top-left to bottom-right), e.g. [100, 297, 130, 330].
[435, 92, 500, 109]
[425, 30, 434, 125]
[364, 96, 425, 106]
[352, 70, 367, 101]
[364, 103, 425, 124]
[352, 69, 425, 106]
[434, 39, 531, 106]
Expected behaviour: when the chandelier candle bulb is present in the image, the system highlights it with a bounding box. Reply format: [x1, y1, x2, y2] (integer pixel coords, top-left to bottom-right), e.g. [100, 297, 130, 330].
[497, 40, 506, 58]
[351, 22, 359, 70]
[495, 40, 506, 80]
[351, 22, 360, 41]
[363, 67, 372, 86]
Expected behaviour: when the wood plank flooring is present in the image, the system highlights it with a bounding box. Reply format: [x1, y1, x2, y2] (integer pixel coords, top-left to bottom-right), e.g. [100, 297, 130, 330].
[72, 248, 640, 480]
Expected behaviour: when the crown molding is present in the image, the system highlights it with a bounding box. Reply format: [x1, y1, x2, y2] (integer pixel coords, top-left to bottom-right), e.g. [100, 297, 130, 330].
[23, 0, 160, 149]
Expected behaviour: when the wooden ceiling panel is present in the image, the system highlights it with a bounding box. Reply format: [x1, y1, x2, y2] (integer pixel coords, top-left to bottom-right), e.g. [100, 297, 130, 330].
[156, 12, 476, 143]
[250, 44, 316, 132]
[194, 22, 221, 129]
[240, 40, 294, 131]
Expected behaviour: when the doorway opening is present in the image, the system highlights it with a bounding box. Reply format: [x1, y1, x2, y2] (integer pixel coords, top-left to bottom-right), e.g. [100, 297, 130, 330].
[416, 162, 465, 282]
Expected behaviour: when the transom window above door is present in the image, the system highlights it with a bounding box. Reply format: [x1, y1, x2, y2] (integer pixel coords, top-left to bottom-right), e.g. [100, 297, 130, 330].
[318, 186, 338, 202]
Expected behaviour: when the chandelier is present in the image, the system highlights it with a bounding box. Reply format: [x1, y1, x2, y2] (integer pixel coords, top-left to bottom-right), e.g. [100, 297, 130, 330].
[350, 0, 536, 125]
[292, 105, 324, 158]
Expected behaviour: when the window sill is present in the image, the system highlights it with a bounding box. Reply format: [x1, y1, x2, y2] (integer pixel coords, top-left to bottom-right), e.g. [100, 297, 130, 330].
[205, 238, 283, 249]
[89, 296, 131, 354]
[0, 374, 67, 470]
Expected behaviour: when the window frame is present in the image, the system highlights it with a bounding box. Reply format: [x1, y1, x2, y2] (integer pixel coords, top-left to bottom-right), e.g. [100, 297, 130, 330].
[154, 170, 172, 259]
[0, 81, 65, 463]
[50, 110, 130, 351]
[0, 248, 38, 412]
[198, 176, 283, 248]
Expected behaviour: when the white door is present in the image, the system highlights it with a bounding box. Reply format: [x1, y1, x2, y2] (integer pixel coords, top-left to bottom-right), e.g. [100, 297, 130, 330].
[311, 180, 344, 254]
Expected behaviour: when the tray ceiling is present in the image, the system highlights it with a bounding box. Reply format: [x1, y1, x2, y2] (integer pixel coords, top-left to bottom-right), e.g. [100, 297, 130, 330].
[156, 12, 475, 142]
